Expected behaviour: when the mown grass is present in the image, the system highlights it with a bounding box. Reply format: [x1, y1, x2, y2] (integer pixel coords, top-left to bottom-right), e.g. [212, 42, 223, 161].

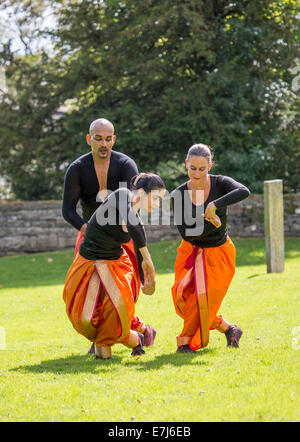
[0, 238, 299, 422]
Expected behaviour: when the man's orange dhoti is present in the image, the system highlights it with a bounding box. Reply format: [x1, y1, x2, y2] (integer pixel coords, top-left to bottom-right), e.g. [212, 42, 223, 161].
[172, 237, 236, 350]
[63, 250, 140, 349]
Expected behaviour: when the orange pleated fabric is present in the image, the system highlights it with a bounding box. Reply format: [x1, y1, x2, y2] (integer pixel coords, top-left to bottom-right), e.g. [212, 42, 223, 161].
[172, 237, 236, 350]
[63, 251, 136, 346]
[74, 232, 141, 301]
[122, 241, 141, 302]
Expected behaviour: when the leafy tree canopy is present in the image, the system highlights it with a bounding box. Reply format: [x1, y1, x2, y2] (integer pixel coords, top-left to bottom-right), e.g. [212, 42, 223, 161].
[0, 0, 299, 199]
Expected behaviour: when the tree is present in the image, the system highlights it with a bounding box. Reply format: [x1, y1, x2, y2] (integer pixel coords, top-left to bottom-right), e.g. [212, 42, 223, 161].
[0, 0, 299, 199]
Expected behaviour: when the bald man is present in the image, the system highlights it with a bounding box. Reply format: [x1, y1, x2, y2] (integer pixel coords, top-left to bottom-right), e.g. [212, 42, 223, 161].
[63, 118, 138, 234]
[62, 118, 156, 350]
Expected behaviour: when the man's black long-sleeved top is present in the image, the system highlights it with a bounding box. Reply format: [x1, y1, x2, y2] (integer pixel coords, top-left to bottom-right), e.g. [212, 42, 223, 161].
[62, 151, 138, 231]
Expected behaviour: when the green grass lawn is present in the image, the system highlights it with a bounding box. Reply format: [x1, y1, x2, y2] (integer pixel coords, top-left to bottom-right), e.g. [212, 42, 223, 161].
[0, 238, 299, 422]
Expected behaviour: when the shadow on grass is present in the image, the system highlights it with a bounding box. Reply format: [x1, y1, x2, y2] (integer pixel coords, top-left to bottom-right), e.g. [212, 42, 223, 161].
[11, 353, 123, 375]
[11, 348, 216, 375]
[124, 347, 216, 371]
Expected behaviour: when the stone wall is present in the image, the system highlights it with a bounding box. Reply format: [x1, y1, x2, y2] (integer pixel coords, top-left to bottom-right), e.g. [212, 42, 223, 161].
[0, 194, 300, 256]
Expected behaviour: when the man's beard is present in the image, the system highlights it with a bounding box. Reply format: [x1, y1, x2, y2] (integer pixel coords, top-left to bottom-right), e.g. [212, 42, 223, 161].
[97, 147, 108, 158]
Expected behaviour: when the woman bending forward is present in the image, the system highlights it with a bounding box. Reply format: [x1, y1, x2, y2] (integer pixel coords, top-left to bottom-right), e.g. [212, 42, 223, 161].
[63, 173, 165, 359]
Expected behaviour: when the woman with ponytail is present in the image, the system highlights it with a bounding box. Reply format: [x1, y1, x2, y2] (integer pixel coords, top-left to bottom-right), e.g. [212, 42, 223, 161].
[171, 144, 250, 353]
[63, 173, 165, 359]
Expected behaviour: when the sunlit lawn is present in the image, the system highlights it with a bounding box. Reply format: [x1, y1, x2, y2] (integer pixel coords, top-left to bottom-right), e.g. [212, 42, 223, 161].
[0, 238, 299, 422]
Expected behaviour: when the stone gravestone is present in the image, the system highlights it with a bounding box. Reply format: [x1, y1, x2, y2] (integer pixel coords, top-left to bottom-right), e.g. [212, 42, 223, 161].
[264, 179, 285, 273]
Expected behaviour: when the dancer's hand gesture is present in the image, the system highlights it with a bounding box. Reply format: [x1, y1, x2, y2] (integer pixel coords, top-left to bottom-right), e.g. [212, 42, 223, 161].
[203, 202, 222, 228]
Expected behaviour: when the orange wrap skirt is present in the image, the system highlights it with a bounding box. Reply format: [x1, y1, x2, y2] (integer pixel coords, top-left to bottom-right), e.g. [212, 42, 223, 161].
[74, 231, 144, 332]
[74, 232, 141, 302]
[63, 250, 138, 347]
[172, 237, 236, 350]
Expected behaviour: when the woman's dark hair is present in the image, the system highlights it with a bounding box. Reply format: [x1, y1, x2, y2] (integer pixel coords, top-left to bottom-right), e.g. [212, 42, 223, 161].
[186, 143, 214, 164]
[130, 173, 166, 193]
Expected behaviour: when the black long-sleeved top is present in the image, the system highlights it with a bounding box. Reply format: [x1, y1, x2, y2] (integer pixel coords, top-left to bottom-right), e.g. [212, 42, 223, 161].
[171, 175, 250, 248]
[62, 151, 138, 231]
[79, 188, 146, 281]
